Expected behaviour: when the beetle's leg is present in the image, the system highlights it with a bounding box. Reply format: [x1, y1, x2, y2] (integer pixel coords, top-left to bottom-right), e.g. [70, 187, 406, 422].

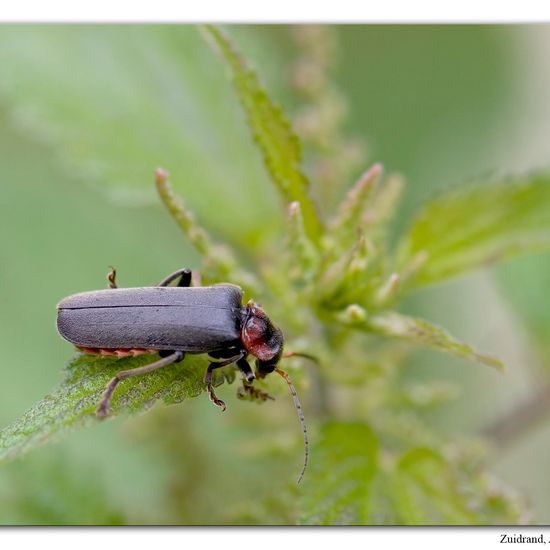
[107, 266, 117, 289]
[237, 385, 275, 402]
[96, 350, 184, 418]
[204, 364, 227, 411]
[177, 270, 192, 287]
[158, 349, 186, 360]
[283, 351, 319, 365]
[157, 268, 192, 288]
[235, 358, 275, 402]
[205, 351, 246, 411]
[237, 383, 275, 403]
[236, 357, 255, 383]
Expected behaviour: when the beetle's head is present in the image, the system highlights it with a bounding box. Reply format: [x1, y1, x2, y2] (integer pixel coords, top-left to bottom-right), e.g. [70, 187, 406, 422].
[241, 300, 284, 376]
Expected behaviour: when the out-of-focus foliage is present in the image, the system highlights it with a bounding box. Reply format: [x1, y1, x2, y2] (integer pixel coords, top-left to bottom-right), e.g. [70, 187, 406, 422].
[0, 26, 286, 246]
[299, 423, 523, 525]
[0, 24, 549, 525]
[397, 175, 550, 288]
[346, 310, 503, 369]
[298, 422, 379, 524]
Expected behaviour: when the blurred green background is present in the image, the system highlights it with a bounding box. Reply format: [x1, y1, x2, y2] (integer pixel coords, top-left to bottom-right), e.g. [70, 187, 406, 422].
[0, 25, 549, 524]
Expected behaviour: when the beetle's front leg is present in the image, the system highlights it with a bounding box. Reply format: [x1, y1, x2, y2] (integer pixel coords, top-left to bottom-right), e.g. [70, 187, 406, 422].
[236, 357, 255, 383]
[236, 358, 274, 402]
[205, 351, 246, 411]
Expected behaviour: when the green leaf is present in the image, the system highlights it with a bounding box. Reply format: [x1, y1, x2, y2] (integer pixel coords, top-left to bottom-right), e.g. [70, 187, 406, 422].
[397, 174, 550, 288]
[202, 25, 323, 245]
[0, 353, 215, 465]
[366, 173, 405, 245]
[390, 448, 478, 524]
[386, 447, 525, 525]
[298, 421, 378, 525]
[298, 423, 522, 525]
[0, 456, 127, 525]
[380, 446, 524, 525]
[337, 306, 503, 370]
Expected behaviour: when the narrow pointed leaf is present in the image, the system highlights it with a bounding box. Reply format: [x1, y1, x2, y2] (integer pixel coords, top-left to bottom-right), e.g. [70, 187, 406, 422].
[202, 25, 323, 245]
[338, 307, 503, 370]
[155, 168, 261, 295]
[330, 163, 382, 244]
[365, 173, 405, 244]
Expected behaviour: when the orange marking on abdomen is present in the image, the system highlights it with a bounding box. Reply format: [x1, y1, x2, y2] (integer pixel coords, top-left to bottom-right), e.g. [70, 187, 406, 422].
[76, 346, 156, 357]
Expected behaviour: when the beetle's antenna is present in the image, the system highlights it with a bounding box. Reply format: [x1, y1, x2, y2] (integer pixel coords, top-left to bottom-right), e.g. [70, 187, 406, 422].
[283, 351, 319, 365]
[274, 367, 309, 484]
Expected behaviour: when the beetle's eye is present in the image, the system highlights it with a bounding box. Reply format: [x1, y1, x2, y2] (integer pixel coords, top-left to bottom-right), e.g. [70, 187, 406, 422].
[257, 359, 276, 375]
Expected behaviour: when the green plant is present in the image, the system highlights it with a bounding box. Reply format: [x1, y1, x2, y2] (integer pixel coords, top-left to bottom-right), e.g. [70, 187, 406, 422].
[0, 25, 548, 524]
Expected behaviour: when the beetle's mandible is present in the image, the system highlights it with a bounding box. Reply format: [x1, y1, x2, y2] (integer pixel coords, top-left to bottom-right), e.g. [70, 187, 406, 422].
[56, 267, 309, 483]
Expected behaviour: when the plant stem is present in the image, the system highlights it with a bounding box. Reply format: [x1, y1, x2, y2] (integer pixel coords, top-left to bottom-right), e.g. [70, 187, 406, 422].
[483, 382, 550, 448]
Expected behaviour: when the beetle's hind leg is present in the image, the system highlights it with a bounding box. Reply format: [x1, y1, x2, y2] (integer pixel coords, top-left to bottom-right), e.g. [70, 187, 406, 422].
[96, 350, 185, 418]
[157, 268, 192, 288]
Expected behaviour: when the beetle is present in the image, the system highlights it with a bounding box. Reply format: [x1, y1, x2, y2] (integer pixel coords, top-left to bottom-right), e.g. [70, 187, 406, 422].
[57, 267, 309, 482]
